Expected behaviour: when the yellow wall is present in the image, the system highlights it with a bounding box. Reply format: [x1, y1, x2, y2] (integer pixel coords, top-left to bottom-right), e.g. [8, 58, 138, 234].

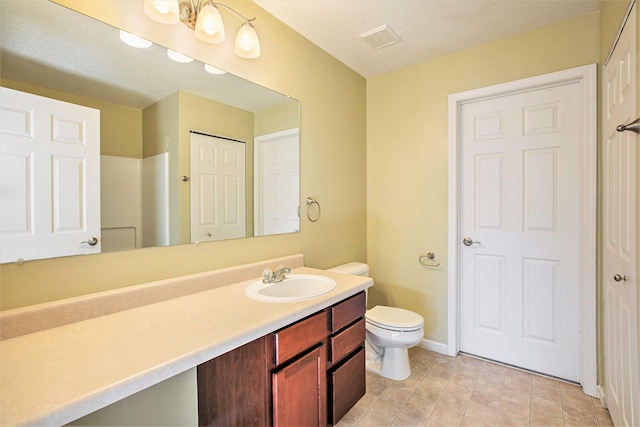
[254, 100, 300, 136]
[0, 0, 367, 309]
[366, 13, 600, 344]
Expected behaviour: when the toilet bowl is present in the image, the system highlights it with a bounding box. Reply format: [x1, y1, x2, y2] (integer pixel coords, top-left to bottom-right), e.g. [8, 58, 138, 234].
[327, 262, 425, 381]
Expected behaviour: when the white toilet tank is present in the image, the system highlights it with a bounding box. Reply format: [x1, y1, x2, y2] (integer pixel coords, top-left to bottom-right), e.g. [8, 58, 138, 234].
[327, 262, 369, 277]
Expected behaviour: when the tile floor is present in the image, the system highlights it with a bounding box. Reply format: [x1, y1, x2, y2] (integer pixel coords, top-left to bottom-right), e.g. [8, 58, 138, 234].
[337, 347, 613, 427]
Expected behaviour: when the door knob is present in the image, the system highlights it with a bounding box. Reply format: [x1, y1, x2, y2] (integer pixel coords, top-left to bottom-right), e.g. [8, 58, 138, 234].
[613, 274, 627, 282]
[463, 237, 482, 246]
[81, 237, 99, 246]
[616, 118, 640, 134]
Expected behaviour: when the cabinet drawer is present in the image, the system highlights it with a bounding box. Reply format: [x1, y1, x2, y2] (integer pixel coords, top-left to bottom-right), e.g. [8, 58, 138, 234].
[329, 347, 365, 425]
[274, 310, 328, 365]
[330, 292, 366, 333]
[329, 318, 365, 364]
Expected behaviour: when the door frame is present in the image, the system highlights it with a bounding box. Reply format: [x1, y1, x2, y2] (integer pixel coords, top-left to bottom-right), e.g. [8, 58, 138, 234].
[447, 64, 597, 396]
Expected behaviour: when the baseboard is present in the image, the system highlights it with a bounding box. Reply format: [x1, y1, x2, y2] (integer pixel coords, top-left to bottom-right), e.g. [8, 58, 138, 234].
[597, 385, 608, 408]
[417, 339, 448, 355]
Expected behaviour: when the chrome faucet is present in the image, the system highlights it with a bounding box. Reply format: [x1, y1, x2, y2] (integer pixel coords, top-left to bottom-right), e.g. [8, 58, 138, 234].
[262, 266, 291, 283]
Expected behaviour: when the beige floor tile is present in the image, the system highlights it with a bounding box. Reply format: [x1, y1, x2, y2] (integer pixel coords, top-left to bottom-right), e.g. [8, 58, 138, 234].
[461, 415, 494, 427]
[429, 401, 465, 426]
[503, 375, 531, 394]
[563, 406, 599, 426]
[501, 385, 530, 406]
[360, 398, 402, 426]
[341, 348, 615, 427]
[450, 370, 479, 389]
[442, 381, 474, 401]
[530, 395, 563, 419]
[390, 405, 429, 427]
[592, 398, 614, 426]
[404, 389, 437, 419]
[497, 398, 530, 425]
[477, 371, 506, 389]
[561, 390, 596, 413]
[530, 381, 561, 402]
[464, 398, 498, 425]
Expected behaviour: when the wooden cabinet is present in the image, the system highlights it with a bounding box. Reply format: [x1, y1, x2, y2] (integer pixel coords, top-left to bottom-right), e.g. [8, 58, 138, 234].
[327, 292, 366, 424]
[197, 292, 366, 426]
[197, 336, 271, 426]
[273, 345, 326, 426]
[272, 310, 328, 427]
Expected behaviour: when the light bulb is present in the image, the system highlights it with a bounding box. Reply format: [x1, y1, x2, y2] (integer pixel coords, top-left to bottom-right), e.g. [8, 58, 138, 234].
[143, 0, 179, 24]
[195, 3, 225, 43]
[234, 22, 260, 59]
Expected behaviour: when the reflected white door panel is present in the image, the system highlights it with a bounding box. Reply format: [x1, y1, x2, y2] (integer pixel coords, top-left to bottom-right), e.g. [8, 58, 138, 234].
[0, 87, 100, 262]
[190, 132, 246, 243]
[254, 129, 299, 236]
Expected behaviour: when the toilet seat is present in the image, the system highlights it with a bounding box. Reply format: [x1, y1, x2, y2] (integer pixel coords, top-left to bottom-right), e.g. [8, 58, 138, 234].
[366, 305, 424, 332]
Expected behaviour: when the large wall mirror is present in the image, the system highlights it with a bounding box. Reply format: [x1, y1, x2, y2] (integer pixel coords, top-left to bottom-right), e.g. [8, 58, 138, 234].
[0, 0, 300, 262]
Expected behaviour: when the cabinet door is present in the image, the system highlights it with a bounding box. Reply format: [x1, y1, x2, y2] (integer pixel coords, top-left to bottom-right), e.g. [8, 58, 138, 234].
[197, 336, 270, 426]
[329, 347, 365, 425]
[273, 345, 326, 427]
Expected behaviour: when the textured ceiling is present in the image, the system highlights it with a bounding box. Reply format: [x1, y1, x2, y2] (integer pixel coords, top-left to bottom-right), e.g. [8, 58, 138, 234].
[253, 0, 603, 78]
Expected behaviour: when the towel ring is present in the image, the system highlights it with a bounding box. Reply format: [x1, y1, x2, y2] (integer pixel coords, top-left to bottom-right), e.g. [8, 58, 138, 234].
[306, 197, 321, 222]
[419, 252, 440, 267]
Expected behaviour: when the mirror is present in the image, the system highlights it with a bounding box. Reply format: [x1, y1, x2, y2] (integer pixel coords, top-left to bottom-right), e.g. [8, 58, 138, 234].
[0, 0, 300, 257]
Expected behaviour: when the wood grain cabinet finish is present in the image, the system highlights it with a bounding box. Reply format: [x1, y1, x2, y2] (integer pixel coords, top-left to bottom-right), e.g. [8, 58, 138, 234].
[272, 345, 327, 427]
[330, 347, 366, 424]
[196, 292, 366, 427]
[327, 292, 366, 425]
[197, 336, 271, 426]
[273, 310, 328, 366]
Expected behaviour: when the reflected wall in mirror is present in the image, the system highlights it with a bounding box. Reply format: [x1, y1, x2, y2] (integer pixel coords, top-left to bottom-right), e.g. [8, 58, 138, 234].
[0, 0, 300, 261]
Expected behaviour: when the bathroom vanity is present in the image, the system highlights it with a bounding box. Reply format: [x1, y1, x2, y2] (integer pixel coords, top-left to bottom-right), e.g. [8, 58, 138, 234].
[198, 291, 366, 426]
[0, 255, 372, 426]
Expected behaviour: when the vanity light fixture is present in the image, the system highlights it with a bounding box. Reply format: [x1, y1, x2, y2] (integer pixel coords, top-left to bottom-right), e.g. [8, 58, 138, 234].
[143, 0, 261, 59]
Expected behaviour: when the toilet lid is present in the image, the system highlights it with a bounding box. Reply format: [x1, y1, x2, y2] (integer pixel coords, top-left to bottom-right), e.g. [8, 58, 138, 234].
[366, 306, 424, 331]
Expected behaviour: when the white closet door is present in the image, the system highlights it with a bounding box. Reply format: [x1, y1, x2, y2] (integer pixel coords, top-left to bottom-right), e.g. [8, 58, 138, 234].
[0, 87, 100, 262]
[189, 132, 246, 243]
[603, 5, 639, 426]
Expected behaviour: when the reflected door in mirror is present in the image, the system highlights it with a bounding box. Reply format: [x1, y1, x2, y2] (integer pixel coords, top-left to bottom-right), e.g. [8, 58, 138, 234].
[190, 132, 246, 243]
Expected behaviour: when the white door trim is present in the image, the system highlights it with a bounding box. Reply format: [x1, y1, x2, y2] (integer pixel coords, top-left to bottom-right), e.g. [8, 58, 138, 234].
[447, 64, 597, 396]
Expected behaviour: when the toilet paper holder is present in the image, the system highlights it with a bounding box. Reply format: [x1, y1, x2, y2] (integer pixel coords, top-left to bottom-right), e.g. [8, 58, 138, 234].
[419, 252, 440, 267]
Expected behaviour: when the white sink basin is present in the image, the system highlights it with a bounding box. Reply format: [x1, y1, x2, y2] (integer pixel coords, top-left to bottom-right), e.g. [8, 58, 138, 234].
[245, 274, 337, 302]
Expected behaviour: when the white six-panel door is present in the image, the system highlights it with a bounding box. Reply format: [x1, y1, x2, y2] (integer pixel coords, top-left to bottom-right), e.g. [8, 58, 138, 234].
[189, 132, 246, 243]
[254, 129, 300, 236]
[603, 4, 639, 425]
[0, 87, 100, 263]
[458, 81, 583, 381]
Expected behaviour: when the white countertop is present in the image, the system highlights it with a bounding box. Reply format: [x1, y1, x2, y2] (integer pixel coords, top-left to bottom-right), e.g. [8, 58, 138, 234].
[0, 266, 372, 426]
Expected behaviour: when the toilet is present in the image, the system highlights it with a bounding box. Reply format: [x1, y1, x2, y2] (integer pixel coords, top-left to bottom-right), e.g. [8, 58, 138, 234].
[327, 262, 424, 381]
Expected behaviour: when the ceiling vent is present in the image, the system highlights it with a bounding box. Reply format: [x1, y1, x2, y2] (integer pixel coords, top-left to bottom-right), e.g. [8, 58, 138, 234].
[359, 24, 401, 50]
